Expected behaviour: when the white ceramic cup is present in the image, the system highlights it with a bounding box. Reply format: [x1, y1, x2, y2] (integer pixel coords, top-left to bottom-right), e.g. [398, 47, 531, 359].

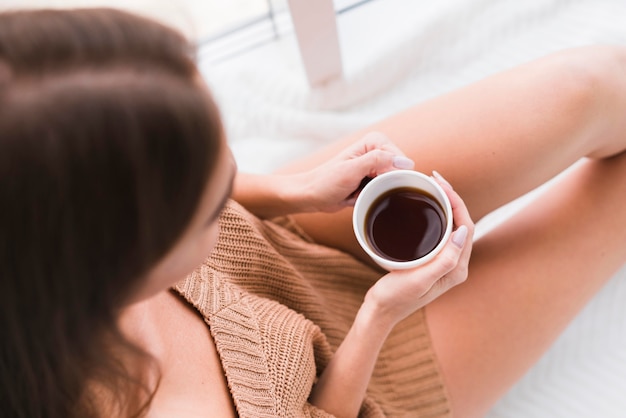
[352, 170, 453, 271]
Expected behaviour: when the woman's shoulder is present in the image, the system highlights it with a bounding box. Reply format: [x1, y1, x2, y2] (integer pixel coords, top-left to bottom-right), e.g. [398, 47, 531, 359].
[124, 291, 237, 417]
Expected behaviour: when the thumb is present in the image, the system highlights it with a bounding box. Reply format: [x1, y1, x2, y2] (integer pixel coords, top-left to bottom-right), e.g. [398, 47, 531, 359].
[451, 224, 469, 249]
[424, 225, 469, 278]
[415, 225, 470, 301]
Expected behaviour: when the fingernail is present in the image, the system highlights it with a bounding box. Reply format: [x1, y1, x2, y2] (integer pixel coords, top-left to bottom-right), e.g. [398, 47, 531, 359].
[452, 225, 468, 248]
[393, 155, 415, 170]
[432, 170, 453, 189]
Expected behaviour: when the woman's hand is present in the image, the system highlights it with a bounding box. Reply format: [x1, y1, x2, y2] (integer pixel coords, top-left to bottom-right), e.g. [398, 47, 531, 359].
[293, 131, 415, 213]
[232, 132, 413, 219]
[364, 174, 475, 328]
[309, 174, 473, 418]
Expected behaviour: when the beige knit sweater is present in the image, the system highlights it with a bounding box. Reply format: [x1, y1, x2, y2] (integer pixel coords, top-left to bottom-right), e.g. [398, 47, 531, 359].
[173, 200, 452, 417]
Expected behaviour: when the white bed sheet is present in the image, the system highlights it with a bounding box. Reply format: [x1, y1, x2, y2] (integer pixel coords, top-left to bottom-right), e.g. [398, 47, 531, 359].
[198, 0, 626, 416]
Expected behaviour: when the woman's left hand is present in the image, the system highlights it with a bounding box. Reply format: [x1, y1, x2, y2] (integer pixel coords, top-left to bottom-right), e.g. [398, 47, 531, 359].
[232, 132, 414, 219]
[295, 132, 415, 213]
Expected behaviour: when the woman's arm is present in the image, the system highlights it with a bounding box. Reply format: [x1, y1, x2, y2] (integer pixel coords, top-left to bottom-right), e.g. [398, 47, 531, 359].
[309, 180, 474, 418]
[231, 172, 307, 219]
[231, 132, 415, 218]
[235, 134, 474, 417]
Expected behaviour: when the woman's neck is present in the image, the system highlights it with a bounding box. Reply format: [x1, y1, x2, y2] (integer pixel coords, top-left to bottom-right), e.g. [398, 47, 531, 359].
[118, 291, 171, 360]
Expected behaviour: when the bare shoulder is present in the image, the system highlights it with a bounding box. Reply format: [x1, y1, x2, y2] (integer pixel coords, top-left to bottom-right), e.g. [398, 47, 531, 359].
[126, 291, 237, 417]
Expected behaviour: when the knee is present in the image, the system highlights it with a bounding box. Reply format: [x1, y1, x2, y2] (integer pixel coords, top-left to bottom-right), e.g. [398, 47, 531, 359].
[557, 45, 625, 88]
[545, 45, 626, 155]
[549, 45, 624, 104]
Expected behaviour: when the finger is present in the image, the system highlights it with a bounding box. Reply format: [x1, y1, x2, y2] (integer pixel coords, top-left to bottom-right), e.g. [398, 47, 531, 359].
[421, 225, 469, 279]
[387, 226, 470, 301]
[441, 186, 474, 278]
[361, 131, 406, 155]
[345, 148, 398, 179]
[339, 131, 408, 160]
[431, 172, 474, 231]
[451, 224, 469, 249]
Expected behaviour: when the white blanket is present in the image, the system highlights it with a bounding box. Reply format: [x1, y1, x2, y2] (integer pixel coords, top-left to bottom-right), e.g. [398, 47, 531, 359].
[198, 0, 626, 416]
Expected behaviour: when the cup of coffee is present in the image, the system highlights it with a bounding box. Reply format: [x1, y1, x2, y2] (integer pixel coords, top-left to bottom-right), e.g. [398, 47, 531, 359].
[352, 170, 453, 271]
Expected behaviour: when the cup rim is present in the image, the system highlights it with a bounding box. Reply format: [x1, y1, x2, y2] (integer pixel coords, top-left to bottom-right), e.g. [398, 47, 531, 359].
[352, 170, 453, 270]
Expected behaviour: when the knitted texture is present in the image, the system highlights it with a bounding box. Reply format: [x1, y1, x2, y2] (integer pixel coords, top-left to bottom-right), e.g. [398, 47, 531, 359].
[173, 200, 452, 417]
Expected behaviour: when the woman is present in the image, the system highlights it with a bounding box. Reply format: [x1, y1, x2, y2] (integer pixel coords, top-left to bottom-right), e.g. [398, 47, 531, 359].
[1, 7, 625, 418]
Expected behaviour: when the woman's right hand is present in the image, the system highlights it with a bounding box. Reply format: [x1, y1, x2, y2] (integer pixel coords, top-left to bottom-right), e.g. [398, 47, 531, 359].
[309, 176, 473, 417]
[363, 175, 475, 328]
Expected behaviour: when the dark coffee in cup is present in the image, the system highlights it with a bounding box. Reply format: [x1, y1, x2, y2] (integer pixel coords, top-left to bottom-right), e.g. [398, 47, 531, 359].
[353, 170, 453, 270]
[365, 187, 446, 262]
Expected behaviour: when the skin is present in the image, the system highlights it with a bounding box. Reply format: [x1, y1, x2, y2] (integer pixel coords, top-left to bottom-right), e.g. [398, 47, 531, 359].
[276, 45, 626, 416]
[120, 44, 626, 417]
[119, 139, 239, 417]
[121, 131, 473, 418]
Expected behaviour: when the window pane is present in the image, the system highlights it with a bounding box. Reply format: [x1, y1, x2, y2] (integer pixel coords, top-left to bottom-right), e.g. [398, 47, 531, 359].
[334, 0, 374, 13]
[183, 0, 270, 39]
[269, 0, 288, 14]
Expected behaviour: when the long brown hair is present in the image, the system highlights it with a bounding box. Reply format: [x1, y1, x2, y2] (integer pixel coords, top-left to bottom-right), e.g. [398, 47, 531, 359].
[0, 8, 223, 417]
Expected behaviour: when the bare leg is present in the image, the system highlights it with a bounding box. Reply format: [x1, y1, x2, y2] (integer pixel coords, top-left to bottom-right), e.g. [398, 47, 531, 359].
[428, 154, 626, 416]
[277, 46, 626, 265]
[276, 46, 626, 415]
